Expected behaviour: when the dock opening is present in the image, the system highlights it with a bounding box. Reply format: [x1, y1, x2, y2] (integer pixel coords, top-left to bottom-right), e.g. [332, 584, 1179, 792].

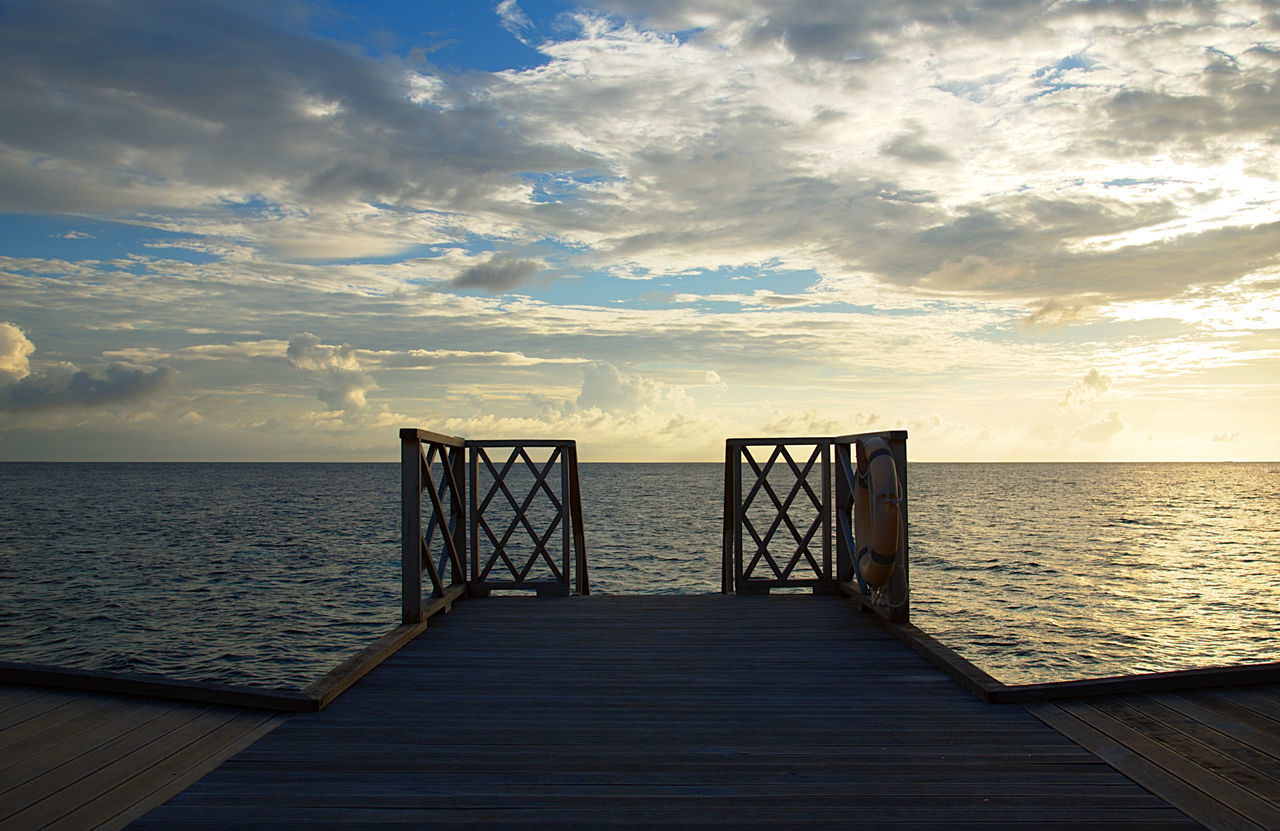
[401, 426, 911, 623]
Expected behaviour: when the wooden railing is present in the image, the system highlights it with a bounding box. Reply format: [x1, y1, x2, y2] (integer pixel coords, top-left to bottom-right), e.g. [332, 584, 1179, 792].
[468, 440, 587, 598]
[400, 429, 588, 624]
[723, 431, 909, 621]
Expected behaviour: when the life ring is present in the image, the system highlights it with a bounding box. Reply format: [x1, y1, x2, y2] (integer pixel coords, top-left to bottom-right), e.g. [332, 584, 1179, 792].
[853, 437, 901, 588]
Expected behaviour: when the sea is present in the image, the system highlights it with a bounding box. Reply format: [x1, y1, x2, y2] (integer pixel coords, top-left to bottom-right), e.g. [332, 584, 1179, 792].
[0, 461, 1275, 689]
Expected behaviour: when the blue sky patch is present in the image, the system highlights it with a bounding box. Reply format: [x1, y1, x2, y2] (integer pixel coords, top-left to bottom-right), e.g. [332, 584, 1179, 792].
[0, 215, 219, 265]
[1030, 53, 1096, 98]
[1103, 177, 1167, 189]
[518, 170, 621, 204]
[293, 0, 578, 72]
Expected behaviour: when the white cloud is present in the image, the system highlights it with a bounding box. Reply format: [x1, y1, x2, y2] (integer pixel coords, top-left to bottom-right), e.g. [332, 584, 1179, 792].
[286, 333, 377, 413]
[1075, 410, 1125, 443]
[0, 322, 34, 382]
[496, 0, 534, 41]
[285, 333, 362, 373]
[1060, 368, 1113, 411]
[572, 362, 689, 414]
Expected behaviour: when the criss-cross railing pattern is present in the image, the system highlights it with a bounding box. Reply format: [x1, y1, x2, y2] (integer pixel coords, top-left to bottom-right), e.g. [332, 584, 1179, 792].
[401, 429, 587, 622]
[469, 440, 586, 597]
[401, 429, 468, 623]
[724, 438, 832, 594]
[723, 431, 909, 620]
[743, 444, 829, 584]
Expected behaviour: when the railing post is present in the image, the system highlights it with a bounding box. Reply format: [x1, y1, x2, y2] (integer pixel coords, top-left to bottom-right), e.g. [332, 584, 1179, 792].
[558, 445, 571, 595]
[821, 441, 832, 584]
[732, 443, 744, 593]
[401, 430, 424, 624]
[468, 442, 483, 598]
[450, 443, 467, 587]
[722, 443, 734, 594]
[888, 433, 910, 623]
[834, 441, 854, 582]
[566, 442, 589, 596]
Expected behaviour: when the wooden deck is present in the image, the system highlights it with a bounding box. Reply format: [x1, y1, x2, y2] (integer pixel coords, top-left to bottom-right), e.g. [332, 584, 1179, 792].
[0, 685, 284, 830]
[1029, 689, 1280, 831]
[129, 595, 1203, 829]
[7, 595, 1280, 828]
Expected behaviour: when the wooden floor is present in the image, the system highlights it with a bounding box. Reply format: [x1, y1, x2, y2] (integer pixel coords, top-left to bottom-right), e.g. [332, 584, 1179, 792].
[1030, 688, 1280, 831]
[130, 595, 1201, 829]
[0, 685, 284, 830]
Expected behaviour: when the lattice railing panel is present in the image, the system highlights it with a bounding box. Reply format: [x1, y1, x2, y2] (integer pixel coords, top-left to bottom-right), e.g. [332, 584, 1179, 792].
[402, 429, 468, 623]
[738, 444, 828, 583]
[723, 431, 908, 620]
[402, 430, 588, 620]
[419, 441, 467, 596]
[468, 439, 586, 596]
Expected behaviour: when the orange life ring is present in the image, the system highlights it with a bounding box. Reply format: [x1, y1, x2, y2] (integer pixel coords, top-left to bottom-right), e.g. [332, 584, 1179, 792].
[853, 437, 901, 588]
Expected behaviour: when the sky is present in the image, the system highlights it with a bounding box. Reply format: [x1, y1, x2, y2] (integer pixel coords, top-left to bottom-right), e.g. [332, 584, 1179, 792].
[0, 0, 1277, 462]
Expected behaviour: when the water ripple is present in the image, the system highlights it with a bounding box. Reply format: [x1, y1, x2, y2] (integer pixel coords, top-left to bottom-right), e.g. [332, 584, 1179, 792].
[0, 461, 1275, 688]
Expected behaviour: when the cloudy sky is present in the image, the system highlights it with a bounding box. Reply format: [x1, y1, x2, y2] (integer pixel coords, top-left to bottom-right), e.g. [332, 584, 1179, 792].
[1, 0, 1277, 461]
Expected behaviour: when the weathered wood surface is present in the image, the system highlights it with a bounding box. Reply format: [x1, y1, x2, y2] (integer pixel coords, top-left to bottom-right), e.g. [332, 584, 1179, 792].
[1029, 687, 1280, 831]
[134, 595, 1199, 829]
[0, 618, 435, 714]
[0, 662, 317, 712]
[0, 685, 284, 830]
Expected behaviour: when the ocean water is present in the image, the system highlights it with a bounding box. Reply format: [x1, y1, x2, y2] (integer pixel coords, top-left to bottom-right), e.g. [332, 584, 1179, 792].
[0, 461, 1275, 688]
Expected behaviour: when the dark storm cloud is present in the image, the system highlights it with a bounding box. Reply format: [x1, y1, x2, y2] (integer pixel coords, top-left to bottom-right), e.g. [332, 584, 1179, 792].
[880, 128, 953, 165]
[451, 257, 543, 292]
[0, 363, 174, 412]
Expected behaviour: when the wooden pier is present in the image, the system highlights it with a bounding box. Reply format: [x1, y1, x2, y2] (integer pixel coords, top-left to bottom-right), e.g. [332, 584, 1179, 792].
[126, 595, 1199, 828]
[5, 430, 1280, 828]
[4, 594, 1280, 829]
[108, 595, 1280, 829]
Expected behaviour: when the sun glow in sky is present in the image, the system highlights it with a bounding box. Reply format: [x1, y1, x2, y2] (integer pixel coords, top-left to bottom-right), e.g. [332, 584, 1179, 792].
[0, 0, 1277, 461]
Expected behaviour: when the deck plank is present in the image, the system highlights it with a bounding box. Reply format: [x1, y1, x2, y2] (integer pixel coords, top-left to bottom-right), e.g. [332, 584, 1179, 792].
[49, 709, 285, 831]
[1026, 700, 1260, 831]
[1105, 695, 1280, 802]
[1156, 692, 1280, 760]
[0, 698, 178, 791]
[0, 693, 145, 761]
[0, 689, 80, 731]
[133, 595, 1200, 829]
[1028, 689, 1280, 831]
[0, 687, 285, 831]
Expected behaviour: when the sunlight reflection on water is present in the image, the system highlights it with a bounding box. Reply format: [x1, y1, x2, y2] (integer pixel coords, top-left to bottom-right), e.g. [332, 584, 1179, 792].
[909, 462, 1279, 683]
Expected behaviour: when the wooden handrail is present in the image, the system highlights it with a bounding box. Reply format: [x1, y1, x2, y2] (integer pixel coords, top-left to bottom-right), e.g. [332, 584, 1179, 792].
[831, 429, 909, 443]
[401, 432, 467, 623]
[399, 427, 466, 446]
